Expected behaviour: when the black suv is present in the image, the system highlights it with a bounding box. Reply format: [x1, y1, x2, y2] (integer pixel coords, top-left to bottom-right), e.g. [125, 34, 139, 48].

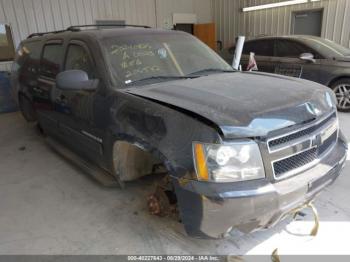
[12, 25, 347, 239]
[220, 36, 350, 112]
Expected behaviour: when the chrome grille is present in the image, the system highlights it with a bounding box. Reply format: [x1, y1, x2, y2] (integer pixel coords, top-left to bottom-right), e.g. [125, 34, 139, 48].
[268, 112, 336, 151]
[268, 111, 338, 180]
[273, 148, 317, 177]
[318, 131, 338, 156]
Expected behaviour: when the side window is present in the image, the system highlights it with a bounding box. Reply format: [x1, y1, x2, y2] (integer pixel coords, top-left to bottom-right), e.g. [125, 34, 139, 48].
[13, 41, 41, 74]
[65, 44, 94, 79]
[24, 42, 41, 60]
[11, 44, 23, 73]
[22, 42, 41, 71]
[243, 40, 274, 56]
[41, 43, 63, 78]
[254, 40, 274, 56]
[275, 40, 317, 58]
[242, 42, 255, 55]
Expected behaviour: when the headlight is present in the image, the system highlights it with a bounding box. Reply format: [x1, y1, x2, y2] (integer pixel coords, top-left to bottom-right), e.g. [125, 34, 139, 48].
[193, 141, 265, 183]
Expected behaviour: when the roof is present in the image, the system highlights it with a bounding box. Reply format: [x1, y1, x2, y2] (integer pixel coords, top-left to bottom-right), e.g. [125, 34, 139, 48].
[83, 27, 186, 39]
[247, 35, 324, 42]
[25, 26, 186, 42]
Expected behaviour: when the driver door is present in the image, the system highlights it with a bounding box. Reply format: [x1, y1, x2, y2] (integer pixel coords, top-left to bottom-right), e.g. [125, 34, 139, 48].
[274, 39, 321, 82]
[53, 40, 104, 163]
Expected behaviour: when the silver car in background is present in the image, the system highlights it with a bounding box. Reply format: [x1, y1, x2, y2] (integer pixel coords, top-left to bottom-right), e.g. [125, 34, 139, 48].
[220, 35, 350, 112]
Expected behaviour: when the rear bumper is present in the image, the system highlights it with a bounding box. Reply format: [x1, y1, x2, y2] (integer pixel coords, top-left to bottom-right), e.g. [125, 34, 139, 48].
[173, 135, 348, 239]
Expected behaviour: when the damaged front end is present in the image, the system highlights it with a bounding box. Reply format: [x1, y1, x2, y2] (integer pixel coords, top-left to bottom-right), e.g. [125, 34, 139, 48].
[168, 116, 347, 239]
[119, 74, 347, 239]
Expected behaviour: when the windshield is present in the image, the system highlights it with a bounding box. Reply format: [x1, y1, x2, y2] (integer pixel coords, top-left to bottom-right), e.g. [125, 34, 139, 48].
[302, 37, 350, 57]
[101, 32, 233, 86]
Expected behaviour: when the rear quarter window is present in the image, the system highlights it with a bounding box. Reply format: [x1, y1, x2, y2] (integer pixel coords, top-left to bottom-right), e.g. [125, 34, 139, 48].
[12, 41, 41, 73]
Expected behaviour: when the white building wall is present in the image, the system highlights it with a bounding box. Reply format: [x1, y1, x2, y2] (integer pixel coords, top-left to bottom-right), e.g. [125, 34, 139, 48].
[155, 0, 213, 28]
[0, 0, 213, 71]
[213, 0, 350, 49]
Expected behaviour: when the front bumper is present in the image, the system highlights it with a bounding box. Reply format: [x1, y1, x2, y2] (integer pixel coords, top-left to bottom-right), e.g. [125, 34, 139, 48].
[173, 135, 348, 239]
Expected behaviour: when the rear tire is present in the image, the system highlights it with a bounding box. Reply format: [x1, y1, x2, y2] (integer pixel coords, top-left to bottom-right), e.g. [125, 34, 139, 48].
[19, 94, 37, 122]
[330, 78, 350, 112]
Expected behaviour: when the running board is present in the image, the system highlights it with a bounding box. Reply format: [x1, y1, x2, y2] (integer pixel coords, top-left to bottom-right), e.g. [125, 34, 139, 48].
[46, 137, 120, 187]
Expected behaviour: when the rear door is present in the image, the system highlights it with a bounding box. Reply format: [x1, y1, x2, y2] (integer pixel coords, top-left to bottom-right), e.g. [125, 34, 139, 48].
[274, 39, 322, 82]
[35, 40, 64, 136]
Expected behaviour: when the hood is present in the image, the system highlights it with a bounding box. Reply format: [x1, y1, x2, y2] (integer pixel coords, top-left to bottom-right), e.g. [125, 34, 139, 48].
[124, 72, 335, 138]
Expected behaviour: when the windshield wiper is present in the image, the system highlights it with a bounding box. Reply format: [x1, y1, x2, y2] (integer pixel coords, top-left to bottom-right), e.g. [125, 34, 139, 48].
[187, 68, 235, 76]
[125, 75, 199, 85]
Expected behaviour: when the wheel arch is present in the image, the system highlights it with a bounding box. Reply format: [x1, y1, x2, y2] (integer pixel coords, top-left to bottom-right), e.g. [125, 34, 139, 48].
[106, 134, 178, 182]
[327, 75, 350, 87]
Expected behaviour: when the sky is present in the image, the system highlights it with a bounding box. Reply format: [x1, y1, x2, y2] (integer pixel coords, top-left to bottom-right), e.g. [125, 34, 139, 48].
[0, 24, 6, 34]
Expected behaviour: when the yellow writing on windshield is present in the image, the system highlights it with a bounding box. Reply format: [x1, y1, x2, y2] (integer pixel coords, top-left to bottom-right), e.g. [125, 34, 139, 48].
[110, 43, 159, 78]
[110, 43, 153, 55]
[125, 66, 161, 78]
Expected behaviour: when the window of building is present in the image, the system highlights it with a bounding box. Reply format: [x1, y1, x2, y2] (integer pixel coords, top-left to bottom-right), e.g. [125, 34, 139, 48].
[65, 44, 94, 78]
[0, 24, 16, 61]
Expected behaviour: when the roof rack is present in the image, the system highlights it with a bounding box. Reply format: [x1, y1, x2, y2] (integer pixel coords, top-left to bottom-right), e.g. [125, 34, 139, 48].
[27, 29, 67, 39]
[27, 24, 151, 39]
[67, 24, 151, 31]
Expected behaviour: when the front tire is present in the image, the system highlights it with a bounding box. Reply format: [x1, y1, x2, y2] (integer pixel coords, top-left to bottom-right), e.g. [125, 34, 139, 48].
[331, 79, 350, 112]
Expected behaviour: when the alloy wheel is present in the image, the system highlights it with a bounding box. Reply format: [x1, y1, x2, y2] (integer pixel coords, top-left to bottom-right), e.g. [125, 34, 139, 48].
[334, 84, 350, 110]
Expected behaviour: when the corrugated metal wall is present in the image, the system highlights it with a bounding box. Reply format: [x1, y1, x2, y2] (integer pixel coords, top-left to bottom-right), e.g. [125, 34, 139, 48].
[213, 0, 350, 48]
[0, 0, 212, 71]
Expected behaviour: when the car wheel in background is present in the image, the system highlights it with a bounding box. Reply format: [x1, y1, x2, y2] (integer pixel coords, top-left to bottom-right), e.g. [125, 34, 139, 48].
[19, 94, 37, 122]
[331, 79, 350, 112]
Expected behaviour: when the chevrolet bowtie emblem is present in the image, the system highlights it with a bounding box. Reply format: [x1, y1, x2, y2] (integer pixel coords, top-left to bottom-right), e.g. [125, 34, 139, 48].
[312, 134, 322, 147]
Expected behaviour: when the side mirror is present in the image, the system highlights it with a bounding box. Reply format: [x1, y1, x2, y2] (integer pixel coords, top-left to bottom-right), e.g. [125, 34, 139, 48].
[56, 70, 98, 91]
[300, 53, 316, 63]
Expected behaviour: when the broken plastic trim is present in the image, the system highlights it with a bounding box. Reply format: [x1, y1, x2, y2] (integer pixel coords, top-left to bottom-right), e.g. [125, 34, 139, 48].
[271, 201, 320, 261]
[292, 201, 319, 236]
